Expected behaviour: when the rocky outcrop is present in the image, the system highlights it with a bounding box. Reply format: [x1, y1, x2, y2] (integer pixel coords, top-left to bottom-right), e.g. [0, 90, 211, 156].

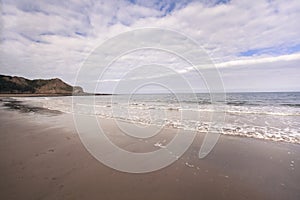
[0, 74, 84, 95]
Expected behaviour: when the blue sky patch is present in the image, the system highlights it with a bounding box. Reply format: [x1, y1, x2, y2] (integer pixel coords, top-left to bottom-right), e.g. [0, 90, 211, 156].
[239, 44, 300, 57]
[75, 32, 87, 37]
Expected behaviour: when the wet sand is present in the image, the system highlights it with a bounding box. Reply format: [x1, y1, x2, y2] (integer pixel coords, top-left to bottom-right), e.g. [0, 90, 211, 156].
[0, 104, 299, 200]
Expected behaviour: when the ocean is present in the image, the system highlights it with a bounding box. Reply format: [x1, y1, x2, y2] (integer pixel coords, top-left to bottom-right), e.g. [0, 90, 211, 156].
[15, 92, 300, 144]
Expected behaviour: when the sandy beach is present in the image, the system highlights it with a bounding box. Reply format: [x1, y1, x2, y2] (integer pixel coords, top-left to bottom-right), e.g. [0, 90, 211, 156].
[2, 0, 300, 199]
[0, 102, 299, 200]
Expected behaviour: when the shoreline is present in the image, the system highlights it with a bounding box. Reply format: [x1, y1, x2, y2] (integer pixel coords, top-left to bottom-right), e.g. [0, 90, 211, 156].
[2, 96, 299, 145]
[0, 93, 76, 97]
[0, 104, 299, 199]
[0, 93, 112, 97]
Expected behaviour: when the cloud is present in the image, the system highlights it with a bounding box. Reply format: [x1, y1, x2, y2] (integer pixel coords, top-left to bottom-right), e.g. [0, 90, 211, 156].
[0, 0, 299, 92]
[216, 53, 300, 68]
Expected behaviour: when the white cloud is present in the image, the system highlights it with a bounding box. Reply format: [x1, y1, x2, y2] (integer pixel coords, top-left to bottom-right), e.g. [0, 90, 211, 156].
[216, 53, 300, 68]
[0, 0, 299, 92]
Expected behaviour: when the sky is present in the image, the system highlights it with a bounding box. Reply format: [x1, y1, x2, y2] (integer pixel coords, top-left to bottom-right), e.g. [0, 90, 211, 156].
[0, 0, 300, 93]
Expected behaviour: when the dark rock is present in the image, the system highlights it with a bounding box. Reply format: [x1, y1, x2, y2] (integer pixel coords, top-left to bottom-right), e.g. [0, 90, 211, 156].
[0, 74, 85, 95]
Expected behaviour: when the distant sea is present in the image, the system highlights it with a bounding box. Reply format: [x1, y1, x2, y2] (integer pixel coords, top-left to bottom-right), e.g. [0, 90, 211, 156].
[15, 92, 300, 144]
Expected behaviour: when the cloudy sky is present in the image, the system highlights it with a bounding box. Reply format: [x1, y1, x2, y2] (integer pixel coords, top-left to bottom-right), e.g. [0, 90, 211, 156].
[1, 0, 300, 93]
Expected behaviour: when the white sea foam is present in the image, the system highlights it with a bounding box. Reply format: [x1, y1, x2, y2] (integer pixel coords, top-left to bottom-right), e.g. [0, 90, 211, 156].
[154, 142, 166, 148]
[14, 94, 300, 144]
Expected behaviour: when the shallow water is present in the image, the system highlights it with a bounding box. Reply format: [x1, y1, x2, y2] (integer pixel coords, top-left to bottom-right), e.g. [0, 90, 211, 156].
[13, 92, 300, 144]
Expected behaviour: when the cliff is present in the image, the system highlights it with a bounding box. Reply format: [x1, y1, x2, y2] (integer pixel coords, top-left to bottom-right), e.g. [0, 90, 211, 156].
[0, 74, 84, 95]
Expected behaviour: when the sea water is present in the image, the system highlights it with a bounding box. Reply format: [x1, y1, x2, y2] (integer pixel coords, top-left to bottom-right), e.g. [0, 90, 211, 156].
[17, 92, 300, 144]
